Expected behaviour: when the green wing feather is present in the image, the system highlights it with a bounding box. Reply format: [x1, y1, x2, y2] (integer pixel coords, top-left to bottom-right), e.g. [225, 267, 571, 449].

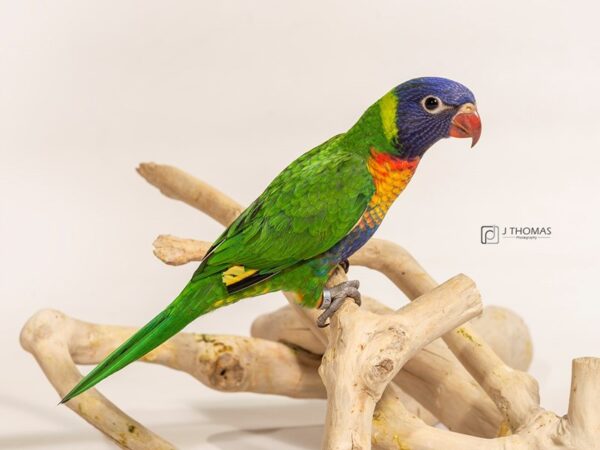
[194, 134, 375, 285]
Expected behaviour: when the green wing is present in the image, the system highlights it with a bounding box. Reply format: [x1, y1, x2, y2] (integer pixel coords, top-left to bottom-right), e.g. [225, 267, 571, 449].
[193, 135, 374, 290]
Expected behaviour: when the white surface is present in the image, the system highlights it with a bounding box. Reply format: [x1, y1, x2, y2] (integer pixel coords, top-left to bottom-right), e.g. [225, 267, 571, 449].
[1, 1, 599, 448]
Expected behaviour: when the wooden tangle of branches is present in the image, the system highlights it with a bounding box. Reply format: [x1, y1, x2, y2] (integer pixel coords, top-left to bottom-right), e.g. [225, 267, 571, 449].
[19, 162, 600, 450]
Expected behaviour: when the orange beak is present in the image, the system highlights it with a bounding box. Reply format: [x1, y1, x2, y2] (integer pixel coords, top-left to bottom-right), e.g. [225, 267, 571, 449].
[449, 103, 481, 147]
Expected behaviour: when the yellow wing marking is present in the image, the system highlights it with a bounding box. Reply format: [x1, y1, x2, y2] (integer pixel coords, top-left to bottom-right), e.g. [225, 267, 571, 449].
[222, 265, 259, 286]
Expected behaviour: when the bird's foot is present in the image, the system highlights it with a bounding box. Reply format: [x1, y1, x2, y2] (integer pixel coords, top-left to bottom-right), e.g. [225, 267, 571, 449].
[317, 280, 361, 328]
[339, 259, 350, 273]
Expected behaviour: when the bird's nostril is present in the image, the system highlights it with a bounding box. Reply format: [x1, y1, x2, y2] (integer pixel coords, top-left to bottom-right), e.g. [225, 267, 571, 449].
[462, 104, 475, 113]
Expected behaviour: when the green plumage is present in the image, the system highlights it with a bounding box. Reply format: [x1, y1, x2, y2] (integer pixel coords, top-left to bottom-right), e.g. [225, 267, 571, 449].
[61, 117, 379, 403]
[62, 74, 481, 403]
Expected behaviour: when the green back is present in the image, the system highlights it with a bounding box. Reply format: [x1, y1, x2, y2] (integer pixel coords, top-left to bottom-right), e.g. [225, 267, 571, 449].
[193, 134, 375, 281]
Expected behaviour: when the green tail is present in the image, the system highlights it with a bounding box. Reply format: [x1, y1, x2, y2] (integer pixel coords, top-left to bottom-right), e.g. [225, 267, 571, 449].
[61, 277, 220, 404]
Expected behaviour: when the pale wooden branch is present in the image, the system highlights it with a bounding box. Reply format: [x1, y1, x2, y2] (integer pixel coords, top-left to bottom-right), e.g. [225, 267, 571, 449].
[152, 234, 210, 266]
[20, 306, 444, 433]
[566, 357, 600, 448]
[372, 383, 506, 450]
[20, 309, 324, 450]
[23, 306, 598, 450]
[138, 163, 600, 449]
[275, 279, 495, 444]
[137, 163, 243, 227]
[371, 357, 600, 450]
[20, 161, 600, 450]
[352, 239, 541, 429]
[153, 234, 212, 265]
[251, 296, 394, 357]
[139, 163, 528, 436]
[319, 272, 482, 450]
[250, 296, 531, 374]
[251, 302, 533, 436]
[469, 305, 532, 372]
[20, 310, 176, 450]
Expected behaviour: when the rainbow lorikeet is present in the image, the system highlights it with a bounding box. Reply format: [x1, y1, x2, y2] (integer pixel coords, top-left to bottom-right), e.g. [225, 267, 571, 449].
[62, 77, 481, 403]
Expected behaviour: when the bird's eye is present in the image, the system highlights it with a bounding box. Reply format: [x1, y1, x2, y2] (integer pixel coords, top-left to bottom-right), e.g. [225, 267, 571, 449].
[421, 96, 445, 113]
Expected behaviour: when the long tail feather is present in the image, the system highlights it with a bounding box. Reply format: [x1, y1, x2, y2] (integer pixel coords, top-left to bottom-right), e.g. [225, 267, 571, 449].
[61, 278, 218, 403]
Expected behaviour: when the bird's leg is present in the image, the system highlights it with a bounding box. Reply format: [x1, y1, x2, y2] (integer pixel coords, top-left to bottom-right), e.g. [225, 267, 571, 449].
[339, 259, 350, 273]
[317, 280, 361, 328]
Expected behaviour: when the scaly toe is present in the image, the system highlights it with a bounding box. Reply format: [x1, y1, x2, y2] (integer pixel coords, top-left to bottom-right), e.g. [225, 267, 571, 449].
[317, 310, 331, 328]
[316, 280, 362, 327]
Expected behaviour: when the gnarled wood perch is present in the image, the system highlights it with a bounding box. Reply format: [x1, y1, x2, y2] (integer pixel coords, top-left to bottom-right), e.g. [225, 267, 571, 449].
[19, 162, 600, 450]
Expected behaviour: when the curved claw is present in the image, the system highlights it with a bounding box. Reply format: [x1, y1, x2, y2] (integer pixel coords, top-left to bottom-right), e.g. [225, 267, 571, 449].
[339, 259, 350, 274]
[317, 280, 361, 328]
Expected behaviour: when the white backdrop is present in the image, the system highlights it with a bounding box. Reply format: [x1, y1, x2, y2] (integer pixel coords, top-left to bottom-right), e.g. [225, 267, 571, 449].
[1, 1, 599, 448]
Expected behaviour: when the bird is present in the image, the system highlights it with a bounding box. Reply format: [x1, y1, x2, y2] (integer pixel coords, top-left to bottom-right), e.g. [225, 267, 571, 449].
[61, 77, 481, 403]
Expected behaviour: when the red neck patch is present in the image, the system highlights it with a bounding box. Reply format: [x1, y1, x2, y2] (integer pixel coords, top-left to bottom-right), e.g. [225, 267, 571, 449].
[369, 148, 420, 172]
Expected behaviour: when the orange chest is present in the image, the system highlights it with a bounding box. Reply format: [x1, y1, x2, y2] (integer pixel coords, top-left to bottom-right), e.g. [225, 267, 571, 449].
[359, 149, 420, 229]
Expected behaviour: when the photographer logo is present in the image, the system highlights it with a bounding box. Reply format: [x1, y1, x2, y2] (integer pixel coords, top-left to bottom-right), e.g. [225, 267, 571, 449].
[480, 225, 552, 244]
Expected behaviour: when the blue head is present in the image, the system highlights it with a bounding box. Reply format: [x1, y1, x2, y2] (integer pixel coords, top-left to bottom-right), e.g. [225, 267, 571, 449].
[379, 77, 481, 159]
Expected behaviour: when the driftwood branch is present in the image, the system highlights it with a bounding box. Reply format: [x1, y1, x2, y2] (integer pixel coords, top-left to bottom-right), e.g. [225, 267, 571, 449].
[136, 163, 242, 227]
[251, 301, 533, 435]
[20, 310, 175, 450]
[319, 272, 482, 449]
[19, 161, 600, 450]
[137, 163, 600, 449]
[20, 309, 324, 450]
[135, 163, 534, 444]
